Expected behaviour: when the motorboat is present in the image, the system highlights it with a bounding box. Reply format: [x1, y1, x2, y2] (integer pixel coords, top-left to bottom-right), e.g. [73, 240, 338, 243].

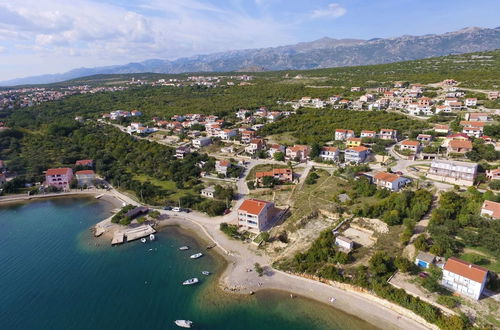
[182, 278, 199, 285]
[179, 246, 189, 251]
[149, 234, 155, 241]
[190, 253, 203, 259]
[202, 271, 211, 276]
[174, 320, 193, 328]
[140, 238, 147, 243]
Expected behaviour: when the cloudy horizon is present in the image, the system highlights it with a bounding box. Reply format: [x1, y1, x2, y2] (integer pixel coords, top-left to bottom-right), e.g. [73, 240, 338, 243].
[1, 0, 499, 80]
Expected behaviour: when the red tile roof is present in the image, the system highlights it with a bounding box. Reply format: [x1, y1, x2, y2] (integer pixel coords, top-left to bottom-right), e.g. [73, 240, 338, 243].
[239, 199, 272, 215]
[348, 146, 369, 152]
[75, 170, 95, 175]
[75, 159, 93, 166]
[449, 140, 472, 149]
[46, 168, 72, 176]
[481, 200, 500, 219]
[374, 172, 400, 183]
[321, 146, 338, 152]
[217, 160, 230, 167]
[401, 140, 419, 146]
[443, 257, 488, 283]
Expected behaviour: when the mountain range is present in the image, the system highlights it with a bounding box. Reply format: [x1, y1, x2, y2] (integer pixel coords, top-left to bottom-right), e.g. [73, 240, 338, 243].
[2, 26, 500, 86]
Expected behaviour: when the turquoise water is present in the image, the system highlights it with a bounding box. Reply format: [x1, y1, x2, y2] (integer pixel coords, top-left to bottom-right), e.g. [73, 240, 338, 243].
[0, 197, 378, 330]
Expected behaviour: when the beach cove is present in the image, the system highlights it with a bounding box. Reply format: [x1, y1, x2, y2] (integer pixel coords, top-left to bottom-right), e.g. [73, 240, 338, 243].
[0, 197, 383, 330]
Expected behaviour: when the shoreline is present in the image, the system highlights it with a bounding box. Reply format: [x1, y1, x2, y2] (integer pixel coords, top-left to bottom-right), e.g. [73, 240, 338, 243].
[1, 193, 435, 329]
[149, 217, 436, 330]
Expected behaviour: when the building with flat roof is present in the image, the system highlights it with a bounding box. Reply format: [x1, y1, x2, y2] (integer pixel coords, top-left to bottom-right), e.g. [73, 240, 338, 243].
[427, 159, 478, 186]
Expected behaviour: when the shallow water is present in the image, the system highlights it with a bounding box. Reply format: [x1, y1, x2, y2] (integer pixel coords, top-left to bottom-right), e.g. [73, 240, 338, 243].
[0, 197, 378, 330]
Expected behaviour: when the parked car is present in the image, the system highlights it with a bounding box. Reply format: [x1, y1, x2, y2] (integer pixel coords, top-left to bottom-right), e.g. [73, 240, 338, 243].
[172, 207, 181, 212]
[182, 208, 191, 213]
[223, 209, 231, 215]
[163, 206, 172, 210]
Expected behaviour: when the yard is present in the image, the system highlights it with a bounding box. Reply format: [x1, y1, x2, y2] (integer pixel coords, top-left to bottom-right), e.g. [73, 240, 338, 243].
[133, 173, 196, 201]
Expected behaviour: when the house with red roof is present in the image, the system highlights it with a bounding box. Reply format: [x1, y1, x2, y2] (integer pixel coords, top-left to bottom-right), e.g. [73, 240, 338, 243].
[255, 168, 293, 185]
[319, 146, 339, 162]
[285, 145, 310, 162]
[379, 129, 397, 141]
[486, 168, 500, 181]
[237, 199, 275, 232]
[344, 146, 369, 163]
[480, 200, 500, 219]
[373, 172, 410, 191]
[442, 257, 488, 300]
[447, 140, 473, 155]
[360, 130, 376, 138]
[46, 168, 73, 189]
[75, 159, 94, 168]
[400, 140, 420, 153]
[335, 129, 355, 141]
[215, 160, 231, 176]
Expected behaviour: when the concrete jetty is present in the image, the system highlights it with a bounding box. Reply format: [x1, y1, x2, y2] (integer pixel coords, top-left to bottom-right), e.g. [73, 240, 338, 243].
[111, 225, 156, 245]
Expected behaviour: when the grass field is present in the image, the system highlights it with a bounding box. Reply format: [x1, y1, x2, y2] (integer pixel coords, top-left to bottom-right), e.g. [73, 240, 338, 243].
[133, 173, 196, 200]
[460, 249, 500, 273]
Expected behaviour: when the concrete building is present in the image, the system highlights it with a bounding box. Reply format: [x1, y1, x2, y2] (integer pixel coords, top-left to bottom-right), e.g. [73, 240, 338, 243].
[255, 168, 293, 185]
[215, 160, 231, 176]
[427, 159, 478, 186]
[447, 140, 473, 155]
[442, 257, 488, 300]
[335, 129, 355, 141]
[237, 199, 275, 232]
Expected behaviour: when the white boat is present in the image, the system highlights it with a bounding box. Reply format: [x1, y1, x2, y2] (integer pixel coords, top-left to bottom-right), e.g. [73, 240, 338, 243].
[174, 320, 193, 328]
[202, 271, 211, 276]
[329, 297, 336, 303]
[179, 246, 189, 251]
[140, 238, 147, 243]
[182, 278, 199, 285]
[149, 234, 155, 241]
[190, 253, 203, 259]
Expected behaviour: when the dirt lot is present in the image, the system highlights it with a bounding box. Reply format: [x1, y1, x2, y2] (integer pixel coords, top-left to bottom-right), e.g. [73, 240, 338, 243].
[342, 227, 376, 247]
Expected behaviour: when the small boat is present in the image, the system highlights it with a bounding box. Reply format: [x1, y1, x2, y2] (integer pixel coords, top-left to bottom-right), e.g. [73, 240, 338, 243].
[329, 297, 336, 303]
[141, 238, 147, 243]
[174, 320, 193, 328]
[149, 234, 155, 241]
[182, 278, 199, 285]
[179, 246, 190, 251]
[190, 253, 203, 259]
[202, 271, 211, 276]
[95, 194, 104, 199]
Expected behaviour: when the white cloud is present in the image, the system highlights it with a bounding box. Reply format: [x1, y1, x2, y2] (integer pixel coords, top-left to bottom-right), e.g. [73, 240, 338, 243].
[311, 3, 346, 18]
[0, 0, 299, 79]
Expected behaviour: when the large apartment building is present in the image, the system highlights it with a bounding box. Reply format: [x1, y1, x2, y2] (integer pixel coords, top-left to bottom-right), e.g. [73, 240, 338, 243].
[427, 159, 478, 186]
[237, 199, 275, 232]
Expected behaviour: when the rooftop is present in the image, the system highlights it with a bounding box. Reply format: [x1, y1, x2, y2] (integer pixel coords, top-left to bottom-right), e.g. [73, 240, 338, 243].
[46, 168, 72, 176]
[239, 199, 272, 215]
[443, 257, 488, 283]
[374, 172, 401, 183]
[481, 200, 500, 219]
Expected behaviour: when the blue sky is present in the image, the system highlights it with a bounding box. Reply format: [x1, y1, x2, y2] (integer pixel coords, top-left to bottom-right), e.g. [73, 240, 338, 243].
[0, 0, 499, 80]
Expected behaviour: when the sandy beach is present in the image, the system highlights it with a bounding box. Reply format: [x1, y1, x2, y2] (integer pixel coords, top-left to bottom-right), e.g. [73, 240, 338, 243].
[145, 215, 436, 330]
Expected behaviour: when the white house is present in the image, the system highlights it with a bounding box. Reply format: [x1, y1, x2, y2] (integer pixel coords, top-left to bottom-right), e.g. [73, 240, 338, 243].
[319, 146, 339, 162]
[442, 257, 488, 300]
[465, 98, 477, 107]
[192, 137, 212, 148]
[215, 160, 231, 176]
[335, 129, 355, 141]
[360, 130, 376, 138]
[335, 236, 354, 251]
[238, 199, 275, 232]
[379, 129, 397, 140]
[219, 129, 237, 140]
[344, 146, 369, 163]
[201, 186, 215, 198]
[373, 172, 410, 191]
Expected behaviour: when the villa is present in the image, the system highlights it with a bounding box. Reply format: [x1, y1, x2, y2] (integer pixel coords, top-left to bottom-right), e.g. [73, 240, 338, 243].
[373, 172, 410, 191]
[344, 146, 369, 163]
[480, 200, 500, 219]
[319, 146, 339, 162]
[75, 170, 96, 186]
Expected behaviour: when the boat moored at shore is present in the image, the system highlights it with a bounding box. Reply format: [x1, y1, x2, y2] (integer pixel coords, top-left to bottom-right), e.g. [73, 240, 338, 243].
[174, 320, 193, 328]
[182, 278, 199, 286]
[190, 253, 203, 259]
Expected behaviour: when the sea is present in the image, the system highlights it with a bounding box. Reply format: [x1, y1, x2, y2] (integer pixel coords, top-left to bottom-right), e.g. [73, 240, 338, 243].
[0, 197, 379, 330]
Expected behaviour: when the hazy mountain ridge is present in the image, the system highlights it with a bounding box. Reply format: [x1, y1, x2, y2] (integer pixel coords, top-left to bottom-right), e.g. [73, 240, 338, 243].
[2, 26, 499, 86]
